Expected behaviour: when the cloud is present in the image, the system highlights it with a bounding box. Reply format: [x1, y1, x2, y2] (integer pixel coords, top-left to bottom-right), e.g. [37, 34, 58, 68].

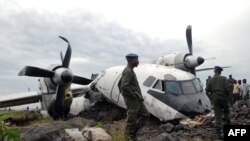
[0, 1, 189, 94]
[0, 1, 250, 95]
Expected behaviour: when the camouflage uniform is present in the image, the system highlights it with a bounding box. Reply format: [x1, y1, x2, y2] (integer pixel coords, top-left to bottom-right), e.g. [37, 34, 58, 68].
[206, 75, 230, 130]
[206, 79, 213, 104]
[119, 66, 149, 141]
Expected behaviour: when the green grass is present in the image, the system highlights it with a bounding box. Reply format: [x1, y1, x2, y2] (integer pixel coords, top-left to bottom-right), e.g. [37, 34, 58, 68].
[30, 117, 53, 125]
[0, 111, 26, 122]
[96, 121, 104, 128]
[0, 110, 46, 141]
[0, 121, 20, 141]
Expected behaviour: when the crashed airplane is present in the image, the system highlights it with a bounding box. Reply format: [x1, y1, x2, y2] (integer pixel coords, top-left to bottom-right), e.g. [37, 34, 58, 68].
[0, 25, 221, 121]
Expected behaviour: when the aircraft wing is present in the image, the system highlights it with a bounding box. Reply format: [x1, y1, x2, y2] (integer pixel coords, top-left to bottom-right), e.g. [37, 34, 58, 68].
[196, 66, 231, 72]
[71, 85, 90, 98]
[0, 85, 90, 108]
[0, 91, 41, 108]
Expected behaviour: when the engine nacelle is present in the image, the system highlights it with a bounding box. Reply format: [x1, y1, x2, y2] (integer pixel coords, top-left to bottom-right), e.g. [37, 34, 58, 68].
[152, 53, 204, 72]
[52, 68, 73, 85]
[185, 56, 204, 69]
[38, 64, 73, 114]
[42, 64, 62, 93]
[39, 64, 73, 94]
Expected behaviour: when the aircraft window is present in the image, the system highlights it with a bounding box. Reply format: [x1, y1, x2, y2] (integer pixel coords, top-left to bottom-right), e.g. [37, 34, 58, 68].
[181, 81, 196, 94]
[153, 80, 162, 91]
[143, 76, 156, 87]
[165, 81, 182, 95]
[193, 79, 203, 92]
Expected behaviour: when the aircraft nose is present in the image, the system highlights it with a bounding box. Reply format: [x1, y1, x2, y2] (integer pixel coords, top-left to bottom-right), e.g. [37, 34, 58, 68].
[180, 98, 211, 117]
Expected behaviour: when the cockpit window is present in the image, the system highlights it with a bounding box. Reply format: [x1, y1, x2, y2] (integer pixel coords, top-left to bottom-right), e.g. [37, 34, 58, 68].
[165, 79, 203, 95]
[153, 80, 163, 91]
[193, 79, 203, 92]
[165, 81, 182, 95]
[181, 81, 196, 94]
[143, 76, 156, 87]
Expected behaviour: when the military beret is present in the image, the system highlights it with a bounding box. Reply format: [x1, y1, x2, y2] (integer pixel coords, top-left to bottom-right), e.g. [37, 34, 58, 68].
[126, 53, 138, 59]
[214, 66, 223, 71]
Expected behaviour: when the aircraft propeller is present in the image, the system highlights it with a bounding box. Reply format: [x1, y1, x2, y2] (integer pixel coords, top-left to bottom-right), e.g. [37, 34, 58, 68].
[185, 25, 204, 75]
[186, 25, 193, 55]
[18, 36, 92, 118]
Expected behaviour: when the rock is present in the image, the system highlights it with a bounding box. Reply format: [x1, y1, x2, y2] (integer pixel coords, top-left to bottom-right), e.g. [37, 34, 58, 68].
[234, 100, 248, 108]
[153, 133, 175, 141]
[97, 111, 106, 120]
[191, 136, 204, 141]
[238, 108, 248, 117]
[79, 101, 126, 121]
[66, 117, 96, 129]
[82, 127, 112, 141]
[20, 124, 73, 141]
[174, 124, 184, 131]
[246, 100, 250, 107]
[65, 128, 87, 141]
[160, 122, 175, 133]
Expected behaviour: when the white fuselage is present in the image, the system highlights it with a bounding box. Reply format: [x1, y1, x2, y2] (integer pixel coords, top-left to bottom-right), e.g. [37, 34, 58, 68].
[18, 63, 210, 121]
[94, 63, 199, 121]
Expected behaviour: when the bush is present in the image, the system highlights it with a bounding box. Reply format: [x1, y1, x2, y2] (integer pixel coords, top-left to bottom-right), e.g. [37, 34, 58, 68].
[109, 120, 126, 141]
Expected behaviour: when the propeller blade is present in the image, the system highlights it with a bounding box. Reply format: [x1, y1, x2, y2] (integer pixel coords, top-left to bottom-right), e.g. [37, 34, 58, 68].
[59, 36, 71, 68]
[60, 51, 64, 63]
[73, 75, 93, 85]
[18, 66, 54, 78]
[54, 84, 65, 117]
[204, 57, 216, 60]
[186, 25, 193, 55]
[196, 66, 231, 72]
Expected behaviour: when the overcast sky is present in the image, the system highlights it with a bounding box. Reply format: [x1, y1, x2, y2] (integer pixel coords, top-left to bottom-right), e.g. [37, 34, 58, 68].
[0, 0, 250, 95]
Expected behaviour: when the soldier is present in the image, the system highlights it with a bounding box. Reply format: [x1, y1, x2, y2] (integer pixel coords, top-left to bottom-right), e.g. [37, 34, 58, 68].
[228, 75, 234, 105]
[119, 53, 149, 141]
[206, 75, 211, 84]
[206, 66, 230, 138]
[206, 75, 212, 103]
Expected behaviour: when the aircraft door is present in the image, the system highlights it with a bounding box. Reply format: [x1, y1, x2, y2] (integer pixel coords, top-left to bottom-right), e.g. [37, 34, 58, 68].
[110, 73, 122, 103]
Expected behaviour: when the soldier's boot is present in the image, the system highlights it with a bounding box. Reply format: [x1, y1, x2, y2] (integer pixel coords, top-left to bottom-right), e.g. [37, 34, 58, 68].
[135, 116, 148, 133]
[135, 103, 150, 133]
[226, 119, 231, 125]
[125, 122, 138, 141]
[216, 128, 224, 140]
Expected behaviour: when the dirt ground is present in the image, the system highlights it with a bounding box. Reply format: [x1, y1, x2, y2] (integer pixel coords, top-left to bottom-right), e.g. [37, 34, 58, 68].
[1, 99, 250, 141]
[80, 100, 250, 141]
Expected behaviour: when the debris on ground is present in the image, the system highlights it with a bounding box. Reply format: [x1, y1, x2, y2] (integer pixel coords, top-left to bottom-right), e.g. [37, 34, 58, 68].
[82, 127, 112, 141]
[2, 100, 250, 141]
[20, 124, 74, 141]
[65, 128, 87, 141]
